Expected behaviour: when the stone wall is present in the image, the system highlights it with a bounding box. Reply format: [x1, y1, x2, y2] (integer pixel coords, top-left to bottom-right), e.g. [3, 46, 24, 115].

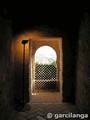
[62, 36, 75, 102]
[76, 17, 90, 116]
[0, 17, 16, 120]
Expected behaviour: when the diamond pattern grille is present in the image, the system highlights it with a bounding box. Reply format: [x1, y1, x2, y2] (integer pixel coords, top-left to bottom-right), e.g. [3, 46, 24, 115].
[34, 64, 58, 91]
[35, 64, 56, 80]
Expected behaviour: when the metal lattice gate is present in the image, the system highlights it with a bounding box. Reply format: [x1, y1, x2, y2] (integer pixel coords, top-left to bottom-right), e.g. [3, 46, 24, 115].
[34, 64, 59, 91]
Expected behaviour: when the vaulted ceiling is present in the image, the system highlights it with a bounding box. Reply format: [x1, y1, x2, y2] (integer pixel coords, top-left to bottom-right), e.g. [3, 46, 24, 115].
[0, 2, 90, 44]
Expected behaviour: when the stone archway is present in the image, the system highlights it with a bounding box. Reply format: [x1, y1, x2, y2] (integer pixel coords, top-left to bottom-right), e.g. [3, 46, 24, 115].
[29, 37, 63, 102]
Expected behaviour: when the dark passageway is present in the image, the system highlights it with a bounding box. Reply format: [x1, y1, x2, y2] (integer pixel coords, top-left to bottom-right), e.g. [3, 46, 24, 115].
[0, 2, 90, 120]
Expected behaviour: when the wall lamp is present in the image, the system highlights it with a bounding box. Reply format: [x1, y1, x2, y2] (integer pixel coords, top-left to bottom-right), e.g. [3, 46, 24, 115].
[21, 40, 29, 107]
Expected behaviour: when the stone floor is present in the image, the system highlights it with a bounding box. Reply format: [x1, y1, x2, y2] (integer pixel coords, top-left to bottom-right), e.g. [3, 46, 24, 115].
[30, 92, 62, 104]
[15, 92, 80, 120]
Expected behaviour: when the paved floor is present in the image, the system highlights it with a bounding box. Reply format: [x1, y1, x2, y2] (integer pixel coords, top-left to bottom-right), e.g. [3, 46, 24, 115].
[15, 92, 79, 120]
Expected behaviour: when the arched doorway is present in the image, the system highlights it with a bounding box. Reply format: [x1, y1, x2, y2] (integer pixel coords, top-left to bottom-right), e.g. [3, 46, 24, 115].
[34, 46, 58, 92]
[29, 38, 63, 103]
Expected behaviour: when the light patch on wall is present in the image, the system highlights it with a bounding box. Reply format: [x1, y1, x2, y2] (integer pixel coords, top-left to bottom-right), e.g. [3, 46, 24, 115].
[14, 31, 47, 63]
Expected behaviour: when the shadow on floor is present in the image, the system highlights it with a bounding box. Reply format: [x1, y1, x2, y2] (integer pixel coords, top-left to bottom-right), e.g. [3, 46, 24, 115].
[15, 92, 80, 120]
